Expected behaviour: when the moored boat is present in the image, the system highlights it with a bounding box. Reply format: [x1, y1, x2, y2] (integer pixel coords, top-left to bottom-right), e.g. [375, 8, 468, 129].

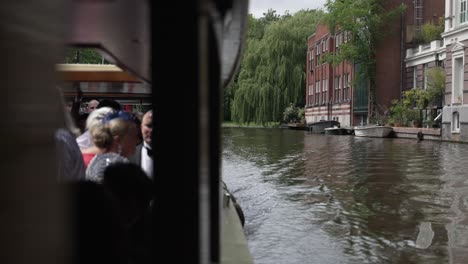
[353, 125, 393, 138]
[287, 122, 306, 130]
[307, 120, 340, 133]
[324, 126, 352, 135]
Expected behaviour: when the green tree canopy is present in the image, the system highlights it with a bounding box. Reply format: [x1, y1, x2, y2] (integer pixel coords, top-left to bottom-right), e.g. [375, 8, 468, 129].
[223, 10, 281, 122]
[230, 9, 324, 124]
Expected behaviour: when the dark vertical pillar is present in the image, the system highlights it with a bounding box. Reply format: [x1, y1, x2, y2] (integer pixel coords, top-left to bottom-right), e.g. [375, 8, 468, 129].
[152, 1, 200, 261]
[0, 1, 71, 264]
[152, 0, 221, 263]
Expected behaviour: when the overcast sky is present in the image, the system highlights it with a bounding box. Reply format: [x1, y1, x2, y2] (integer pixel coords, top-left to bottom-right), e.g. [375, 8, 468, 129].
[248, 0, 327, 18]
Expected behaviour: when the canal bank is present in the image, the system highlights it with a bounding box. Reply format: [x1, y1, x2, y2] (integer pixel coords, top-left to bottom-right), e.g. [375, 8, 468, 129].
[391, 127, 441, 141]
[390, 126, 468, 144]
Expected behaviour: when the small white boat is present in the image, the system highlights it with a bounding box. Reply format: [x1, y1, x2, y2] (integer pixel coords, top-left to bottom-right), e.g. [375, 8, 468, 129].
[353, 125, 393, 138]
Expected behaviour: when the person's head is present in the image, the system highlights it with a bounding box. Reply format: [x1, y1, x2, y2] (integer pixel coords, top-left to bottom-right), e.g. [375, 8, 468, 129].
[56, 87, 80, 136]
[87, 99, 100, 113]
[141, 110, 153, 146]
[91, 111, 139, 157]
[86, 107, 113, 132]
[97, 99, 122, 111]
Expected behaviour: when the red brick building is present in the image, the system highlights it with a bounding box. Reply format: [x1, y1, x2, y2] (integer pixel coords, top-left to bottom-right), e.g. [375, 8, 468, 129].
[305, 24, 355, 127]
[305, 0, 445, 127]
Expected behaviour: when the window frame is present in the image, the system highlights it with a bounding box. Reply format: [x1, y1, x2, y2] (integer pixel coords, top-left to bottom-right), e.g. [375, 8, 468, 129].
[452, 111, 460, 133]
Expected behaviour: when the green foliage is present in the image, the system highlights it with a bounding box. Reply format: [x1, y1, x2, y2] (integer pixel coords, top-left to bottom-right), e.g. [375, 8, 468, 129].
[247, 9, 281, 40]
[416, 18, 444, 44]
[389, 87, 435, 126]
[224, 77, 239, 121]
[389, 68, 445, 127]
[64, 48, 108, 64]
[230, 9, 324, 124]
[403, 88, 428, 110]
[298, 107, 305, 122]
[282, 103, 305, 123]
[425, 67, 445, 106]
[369, 104, 390, 125]
[389, 101, 418, 127]
[388, 100, 407, 125]
[283, 103, 299, 123]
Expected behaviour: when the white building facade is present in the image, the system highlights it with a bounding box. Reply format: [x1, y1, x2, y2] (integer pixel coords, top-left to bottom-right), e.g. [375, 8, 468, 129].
[441, 0, 468, 141]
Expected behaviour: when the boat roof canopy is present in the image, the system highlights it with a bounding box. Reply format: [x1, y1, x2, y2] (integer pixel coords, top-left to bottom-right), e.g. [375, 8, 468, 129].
[56, 63, 151, 100]
[56, 63, 141, 83]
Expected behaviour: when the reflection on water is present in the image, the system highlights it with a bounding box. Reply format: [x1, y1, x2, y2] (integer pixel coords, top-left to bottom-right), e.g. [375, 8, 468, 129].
[222, 127, 468, 264]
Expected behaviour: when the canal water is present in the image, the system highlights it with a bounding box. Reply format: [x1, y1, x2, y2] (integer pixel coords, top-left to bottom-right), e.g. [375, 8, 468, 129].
[222, 127, 468, 264]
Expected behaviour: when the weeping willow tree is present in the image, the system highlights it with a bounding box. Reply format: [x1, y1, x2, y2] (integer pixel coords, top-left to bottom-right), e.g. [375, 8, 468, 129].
[224, 11, 280, 121]
[230, 9, 323, 124]
[224, 10, 281, 122]
[323, 0, 406, 119]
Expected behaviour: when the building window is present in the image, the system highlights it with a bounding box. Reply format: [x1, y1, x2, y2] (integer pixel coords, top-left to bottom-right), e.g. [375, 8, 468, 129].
[308, 84, 313, 106]
[344, 31, 350, 42]
[338, 76, 341, 102]
[437, 60, 444, 68]
[308, 51, 313, 72]
[315, 80, 320, 104]
[343, 73, 350, 101]
[452, 111, 460, 132]
[461, 0, 467, 24]
[423, 64, 428, 89]
[453, 56, 464, 104]
[335, 76, 340, 102]
[413, 66, 417, 88]
[316, 45, 320, 66]
[322, 79, 328, 104]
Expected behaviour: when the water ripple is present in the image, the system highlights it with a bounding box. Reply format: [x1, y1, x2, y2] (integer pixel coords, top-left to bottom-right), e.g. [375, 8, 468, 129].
[223, 128, 468, 264]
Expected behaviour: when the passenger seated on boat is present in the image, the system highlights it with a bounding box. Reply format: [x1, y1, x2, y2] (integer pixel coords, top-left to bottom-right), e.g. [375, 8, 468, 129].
[103, 162, 153, 227]
[102, 162, 154, 264]
[55, 128, 86, 181]
[55, 89, 86, 181]
[70, 165, 153, 264]
[69, 180, 128, 264]
[86, 99, 100, 113]
[86, 111, 140, 182]
[77, 99, 122, 149]
[129, 110, 153, 179]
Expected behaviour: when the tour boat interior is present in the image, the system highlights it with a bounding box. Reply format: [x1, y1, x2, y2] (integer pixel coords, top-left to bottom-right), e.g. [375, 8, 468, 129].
[1, 0, 251, 263]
